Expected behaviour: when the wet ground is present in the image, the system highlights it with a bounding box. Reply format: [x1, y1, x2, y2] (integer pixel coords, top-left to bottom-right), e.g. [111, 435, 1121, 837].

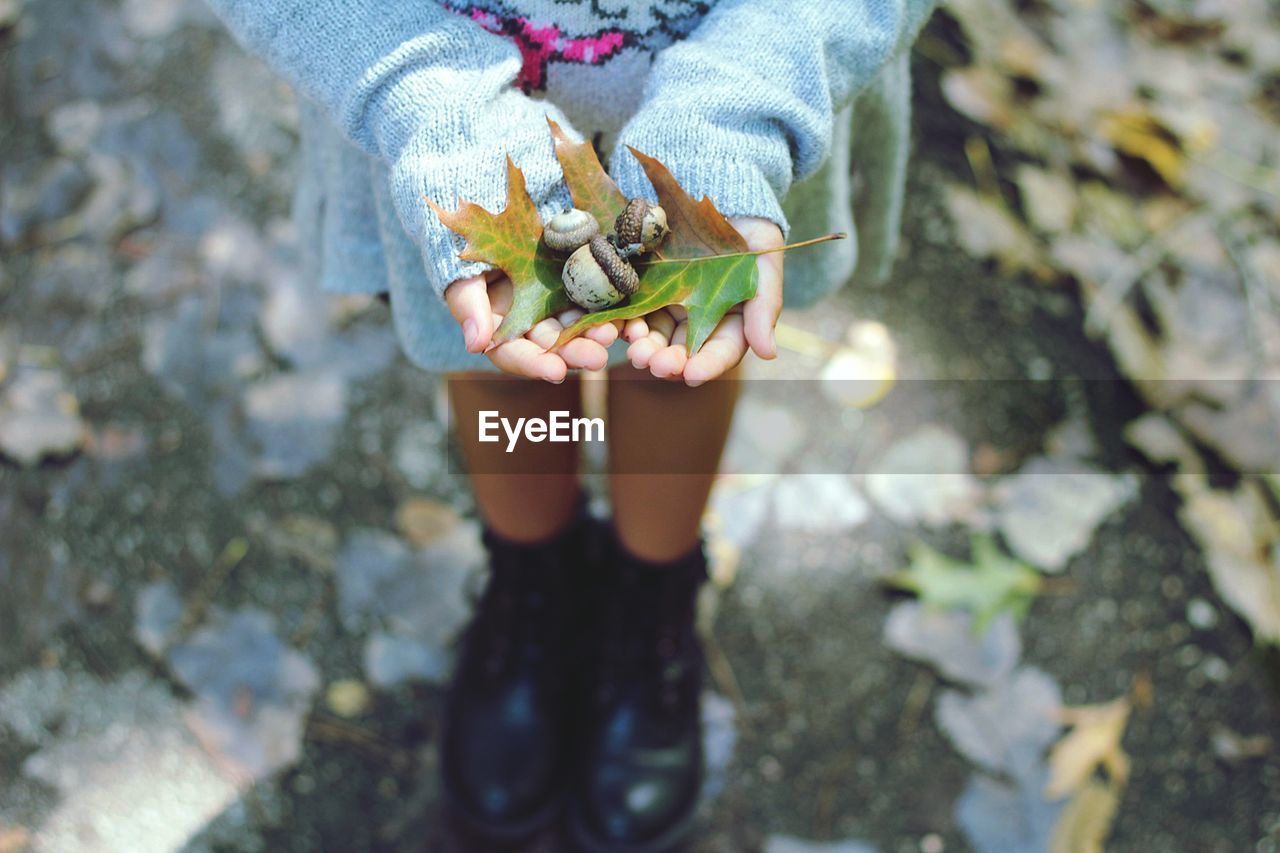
[1, 1, 1278, 851]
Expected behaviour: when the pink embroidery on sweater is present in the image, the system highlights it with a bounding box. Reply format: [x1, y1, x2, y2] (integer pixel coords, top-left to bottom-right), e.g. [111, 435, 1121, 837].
[460, 8, 630, 91]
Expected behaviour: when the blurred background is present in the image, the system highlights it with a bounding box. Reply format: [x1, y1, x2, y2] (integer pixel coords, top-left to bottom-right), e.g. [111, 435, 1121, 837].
[1, 0, 1278, 850]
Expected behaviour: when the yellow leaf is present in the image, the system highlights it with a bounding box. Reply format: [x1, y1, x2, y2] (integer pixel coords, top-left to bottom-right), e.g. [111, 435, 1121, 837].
[1049, 780, 1121, 853]
[1045, 697, 1132, 799]
[325, 679, 372, 718]
[1099, 110, 1185, 188]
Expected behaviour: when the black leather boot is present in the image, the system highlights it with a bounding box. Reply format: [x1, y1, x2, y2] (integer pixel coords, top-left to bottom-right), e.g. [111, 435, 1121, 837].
[569, 536, 707, 853]
[441, 518, 592, 841]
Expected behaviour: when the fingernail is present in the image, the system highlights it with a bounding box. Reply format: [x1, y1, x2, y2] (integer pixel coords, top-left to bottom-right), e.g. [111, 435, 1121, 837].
[463, 319, 478, 350]
[686, 377, 705, 388]
[769, 331, 777, 357]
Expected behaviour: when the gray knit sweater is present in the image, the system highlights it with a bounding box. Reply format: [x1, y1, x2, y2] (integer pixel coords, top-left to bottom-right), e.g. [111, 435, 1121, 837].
[205, 0, 936, 371]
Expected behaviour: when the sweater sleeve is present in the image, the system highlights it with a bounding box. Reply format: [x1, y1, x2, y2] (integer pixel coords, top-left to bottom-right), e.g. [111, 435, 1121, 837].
[609, 0, 937, 236]
[204, 0, 578, 297]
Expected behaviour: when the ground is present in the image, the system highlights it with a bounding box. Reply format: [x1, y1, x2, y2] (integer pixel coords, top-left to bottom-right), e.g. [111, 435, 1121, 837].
[1, 1, 1277, 851]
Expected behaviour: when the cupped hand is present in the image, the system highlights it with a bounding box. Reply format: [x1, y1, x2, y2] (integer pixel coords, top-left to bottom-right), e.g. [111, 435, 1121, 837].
[445, 271, 620, 382]
[622, 216, 783, 386]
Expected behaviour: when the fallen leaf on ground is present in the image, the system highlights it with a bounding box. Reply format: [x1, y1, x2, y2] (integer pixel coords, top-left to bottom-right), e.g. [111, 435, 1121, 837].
[936, 667, 1062, 776]
[884, 601, 1021, 687]
[944, 184, 1049, 278]
[1175, 478, 1280, 644]
[1049, 779, 1121, 853]
[1211, 724, 1272, 763]
[396, 497, 460, 547]
[955, 762, 1063, 853]
[1045, 697, 1132, 800]
[325, 679, 372, 718]
[995, 457, 1138, 573]
[1015, 165, 1077, 235]
[1100, 109, 1185, 188]
[885, 535, 1042, 631]
[0, 367, 86, 466]
[866, 424, 984, 527]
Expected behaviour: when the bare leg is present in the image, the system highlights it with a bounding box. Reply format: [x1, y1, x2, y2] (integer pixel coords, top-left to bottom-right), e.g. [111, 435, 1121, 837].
[606, 365, 741, 562]
[448, 371, 583, 544]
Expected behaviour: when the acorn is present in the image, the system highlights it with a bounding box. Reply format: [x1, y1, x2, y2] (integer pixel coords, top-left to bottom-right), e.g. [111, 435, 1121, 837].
[562, 234, 639, 311]
[614, 198, 668, 256]
[542, 208, 599, 252]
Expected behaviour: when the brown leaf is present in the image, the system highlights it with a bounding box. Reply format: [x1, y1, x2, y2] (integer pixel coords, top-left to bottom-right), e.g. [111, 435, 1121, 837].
[548, 119, 628, 234]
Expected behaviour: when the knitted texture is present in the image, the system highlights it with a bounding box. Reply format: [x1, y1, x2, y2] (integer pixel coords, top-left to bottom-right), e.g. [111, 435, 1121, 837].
[609, 0, 935, 236]
[205, 0, 936, 370]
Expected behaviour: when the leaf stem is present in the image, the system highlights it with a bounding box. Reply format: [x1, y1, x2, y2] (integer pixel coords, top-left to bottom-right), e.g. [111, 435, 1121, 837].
[645, 232, 847, 264]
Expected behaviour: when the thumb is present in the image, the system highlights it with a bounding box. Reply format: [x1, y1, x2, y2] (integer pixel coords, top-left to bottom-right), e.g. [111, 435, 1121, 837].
[444, 275, 494, 353]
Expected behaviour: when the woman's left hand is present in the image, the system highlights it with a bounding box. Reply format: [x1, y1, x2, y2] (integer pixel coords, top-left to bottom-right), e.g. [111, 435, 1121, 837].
[621, 216, 783, 386]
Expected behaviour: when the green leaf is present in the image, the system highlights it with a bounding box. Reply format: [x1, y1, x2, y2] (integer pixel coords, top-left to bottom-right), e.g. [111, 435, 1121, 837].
[425, 156, 570, 345]
[885, 534, 1043, 631]
[548, 118, 628, 234]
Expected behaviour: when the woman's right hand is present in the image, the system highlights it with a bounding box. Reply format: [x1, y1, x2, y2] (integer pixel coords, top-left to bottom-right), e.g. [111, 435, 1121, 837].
[445, 272, 620, 382]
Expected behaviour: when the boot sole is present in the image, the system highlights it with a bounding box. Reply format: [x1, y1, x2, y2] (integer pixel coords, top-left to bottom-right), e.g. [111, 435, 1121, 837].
[442, 779, 564, 845]
[565, 797, 699, 853]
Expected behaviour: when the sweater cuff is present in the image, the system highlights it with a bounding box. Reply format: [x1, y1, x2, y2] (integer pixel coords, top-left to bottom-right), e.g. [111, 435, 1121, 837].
[389, 93, 580, 300]
[610, 147, 790, 239]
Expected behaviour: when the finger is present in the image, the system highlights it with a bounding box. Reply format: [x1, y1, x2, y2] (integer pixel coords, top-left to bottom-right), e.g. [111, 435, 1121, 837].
[623, 316, 648, 343]
[487, 276, 514, 316]
[560, 337, 610, 371]
[738, 223, 784, 360]
[683, 312, 748, 387]
[488, 337, 568, 383]
[584, 320, 619, 347]
[444, 275, 493, 353]
[648, 319, 689, 380]
[627, 309, 677, 369]
[526, 315, 609, 372]
[743, 248, 783, 359]
[526, 315, 567, 350]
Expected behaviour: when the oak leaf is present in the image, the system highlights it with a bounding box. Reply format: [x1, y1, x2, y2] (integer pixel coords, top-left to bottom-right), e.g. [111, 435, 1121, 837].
[884, 534, 1043, 631]
[428, 122, 844, 355]
[1044, 697, 1132, 800]
[425, 156, 569, 345]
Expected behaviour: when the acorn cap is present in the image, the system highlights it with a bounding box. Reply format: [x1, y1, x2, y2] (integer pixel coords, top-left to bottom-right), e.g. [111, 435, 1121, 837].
[588, 234, 639, 295]
[543, 208, 600, 252]
[614, 198, 668, 253]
